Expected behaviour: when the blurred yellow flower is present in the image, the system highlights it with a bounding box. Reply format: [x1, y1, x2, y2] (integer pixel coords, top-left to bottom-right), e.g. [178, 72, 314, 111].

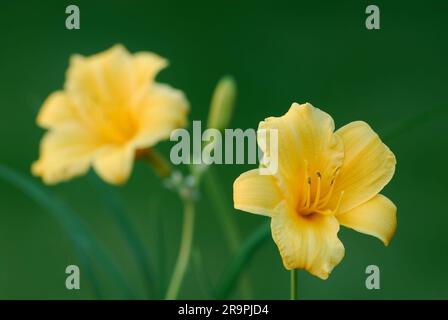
[32, 45, 189, 185]
[233, 103, 396, 279]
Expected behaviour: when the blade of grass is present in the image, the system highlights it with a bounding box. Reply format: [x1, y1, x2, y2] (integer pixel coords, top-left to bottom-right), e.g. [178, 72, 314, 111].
[192, 247, 215, 298]
[0, 165, 134, 299]
[203, 169, 240, 249]
[203, 168, 253, 299]
[153, 196, 167, 297]
[89, 174, 157, 298]
[73, 245, 103, 299]
[381, 104, 447, 142]
[216, 221, 270, 299]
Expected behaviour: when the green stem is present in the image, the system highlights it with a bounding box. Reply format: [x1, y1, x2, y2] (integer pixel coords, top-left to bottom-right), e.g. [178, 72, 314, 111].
[140, 148, 172, 178]
[290, 269, 297, 300]
[141, 149, 198, 299]
[165, 197, 196, 299]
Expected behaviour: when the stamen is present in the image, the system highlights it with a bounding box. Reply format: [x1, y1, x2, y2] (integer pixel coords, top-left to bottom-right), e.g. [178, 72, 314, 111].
[315, 208, 333, 215]
[319, 181, 335, 207]
[333, 191, 345, 214]
[304, 176, 311, 208]
[298, 160, 310, 209]
[319, 167, 341, 208]
[309, 172, 321, 211]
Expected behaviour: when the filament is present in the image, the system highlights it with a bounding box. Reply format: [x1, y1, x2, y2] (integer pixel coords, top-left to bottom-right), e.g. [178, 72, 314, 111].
[304, 176, 311, 208]
[333, 191, 345, 214]
[309, 172, 321, 211]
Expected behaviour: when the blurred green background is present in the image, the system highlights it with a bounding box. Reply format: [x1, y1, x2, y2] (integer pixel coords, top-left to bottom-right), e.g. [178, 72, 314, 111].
[0, 0, 447, 299]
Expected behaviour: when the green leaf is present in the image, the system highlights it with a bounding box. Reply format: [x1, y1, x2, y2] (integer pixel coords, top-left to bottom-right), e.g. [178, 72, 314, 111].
[0, 165, 135, 299]
[154, 196, 167, 297]
[382, 104, 446, 142]
[215, 222, 270, 299]
[192, 248, 214, 298]
[89, 174, 157, 298]
[203, 168, 253, 298]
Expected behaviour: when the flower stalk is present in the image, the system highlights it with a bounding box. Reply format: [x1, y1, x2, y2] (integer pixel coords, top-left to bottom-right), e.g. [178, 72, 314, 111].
[139, 148, 173, 179]
[141, 149, 198, 299]
[290, 269, 297, 300]
[165, 194, 196, 299]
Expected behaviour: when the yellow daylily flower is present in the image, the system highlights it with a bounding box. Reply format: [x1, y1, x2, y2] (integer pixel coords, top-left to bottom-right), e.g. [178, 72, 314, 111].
[32, 45, 189, 185]
[233, 103, 396, 279]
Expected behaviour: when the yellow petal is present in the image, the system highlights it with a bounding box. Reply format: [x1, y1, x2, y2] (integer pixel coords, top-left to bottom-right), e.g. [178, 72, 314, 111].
[32, 125, 100, 184]
[66, 45, 135, 106]
[66, 45, 168, 108]
[132, 83, 189, 148]
[233, 169, 283, 216]
[271, 203, 345, 279]
[93, 145, 134, 185]
[37, 91, 78, 129]
[331, 121, 396, 213]
[337, 194, 397, 246]
[133, 52, 168, 87]
[258, 103, 344, 208]
[94, 45, 135, 105]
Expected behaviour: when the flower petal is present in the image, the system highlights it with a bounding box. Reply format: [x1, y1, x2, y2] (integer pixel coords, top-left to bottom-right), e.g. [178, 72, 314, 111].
[93, 145, 134, 185]
[100, 45, 136, 104]
[258, 103, 344, 208]
[66, 45, 135, 106]
[37, 91, 78, 129]
[66, 45, 168, 106]
[331, 121, 396, 213]
[67, 45, 168, 106]
[132, 83, 189, 148]
[337, 194, 397, 246]
[271, 203, 345, 279]
[133, 52, 168, 87]
[32, 125, 100, 184]
[233, 169, 283, 216]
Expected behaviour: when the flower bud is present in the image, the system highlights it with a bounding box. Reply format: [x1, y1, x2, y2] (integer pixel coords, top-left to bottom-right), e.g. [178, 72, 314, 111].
[207, 76, 236, 131]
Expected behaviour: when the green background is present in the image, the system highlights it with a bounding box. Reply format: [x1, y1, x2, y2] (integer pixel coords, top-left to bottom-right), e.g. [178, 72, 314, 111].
[0, 0, 447, 299]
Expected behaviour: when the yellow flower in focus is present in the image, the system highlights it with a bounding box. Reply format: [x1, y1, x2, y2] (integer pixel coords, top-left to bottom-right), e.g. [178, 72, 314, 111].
[233, 103, 397, 279]
[32, 45, 189, 185]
